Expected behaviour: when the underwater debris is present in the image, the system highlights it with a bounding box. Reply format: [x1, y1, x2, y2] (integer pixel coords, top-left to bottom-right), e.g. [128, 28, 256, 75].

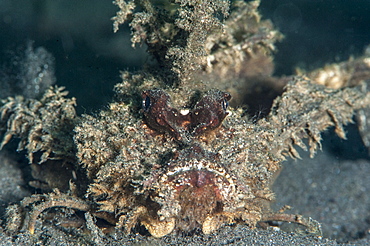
[297, 46, 370, 151]
[113, 0, 281, 86]
[5, 189, 91, 234]
[1, 0, 370, 241]
[113, 0, 230, 83]
[0, 86, 83, 192]
[0, 86, 77, 164]
[0, 87, 76, 164]
[299, 48, 370, 89]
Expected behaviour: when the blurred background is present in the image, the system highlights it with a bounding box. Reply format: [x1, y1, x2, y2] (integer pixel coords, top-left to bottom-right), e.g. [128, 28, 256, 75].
[0, 0, 369, 112]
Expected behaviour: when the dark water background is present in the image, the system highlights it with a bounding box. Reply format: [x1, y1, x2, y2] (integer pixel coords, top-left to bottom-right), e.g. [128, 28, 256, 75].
[0, 0, 369, 112]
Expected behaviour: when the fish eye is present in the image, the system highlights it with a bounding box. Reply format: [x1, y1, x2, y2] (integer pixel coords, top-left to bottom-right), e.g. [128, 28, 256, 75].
[143, 96, 151, 112]
[222, 99, 229, 111]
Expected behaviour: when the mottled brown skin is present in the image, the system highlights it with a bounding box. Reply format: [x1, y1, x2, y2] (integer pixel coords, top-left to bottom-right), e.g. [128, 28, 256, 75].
[160, 145, 233, 232]
[142, 89, 231, 140]
[142, 89, 189, 140]
[190, 89, 231, 135]
[140, 89, 236, 235]
[135, 143, 250, 237]
[139, 90, 247, 235]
